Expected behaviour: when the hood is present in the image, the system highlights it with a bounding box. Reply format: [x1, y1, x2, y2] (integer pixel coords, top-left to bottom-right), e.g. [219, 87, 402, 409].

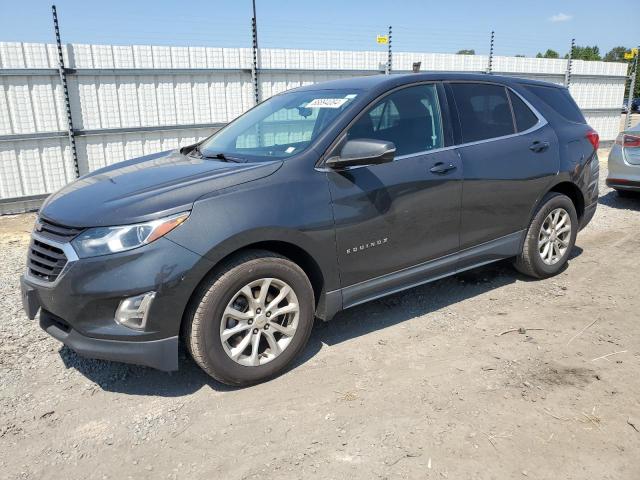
[40, 150, 282, 227]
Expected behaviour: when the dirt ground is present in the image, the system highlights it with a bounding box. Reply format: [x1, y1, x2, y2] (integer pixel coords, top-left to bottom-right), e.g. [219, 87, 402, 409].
[1, 149, 640, 480]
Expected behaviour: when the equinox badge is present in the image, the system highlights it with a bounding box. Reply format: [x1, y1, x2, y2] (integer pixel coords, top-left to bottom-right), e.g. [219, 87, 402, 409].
[346, 237, 388, 255]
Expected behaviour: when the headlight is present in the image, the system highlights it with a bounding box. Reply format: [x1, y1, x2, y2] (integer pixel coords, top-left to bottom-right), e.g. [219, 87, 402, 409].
[71, 212, 190, 258]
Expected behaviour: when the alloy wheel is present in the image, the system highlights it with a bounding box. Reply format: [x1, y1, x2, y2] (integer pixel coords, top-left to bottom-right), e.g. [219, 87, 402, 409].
[219, 278, 299, 366]
[538, 207, 572, 265]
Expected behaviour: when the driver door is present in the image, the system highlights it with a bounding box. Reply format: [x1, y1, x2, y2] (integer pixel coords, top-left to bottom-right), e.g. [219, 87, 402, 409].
[325, 83, 462, 306]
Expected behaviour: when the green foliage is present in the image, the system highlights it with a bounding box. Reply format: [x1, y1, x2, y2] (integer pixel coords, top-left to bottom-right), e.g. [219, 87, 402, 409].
[456, 49, 475, 55]
[565, 45, 601, 61]
[604, 46, 629, 62]
[536, 49, 559, 59]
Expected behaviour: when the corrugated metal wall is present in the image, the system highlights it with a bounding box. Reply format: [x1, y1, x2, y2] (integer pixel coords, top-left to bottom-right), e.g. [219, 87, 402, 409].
[0, 41, 629, 212]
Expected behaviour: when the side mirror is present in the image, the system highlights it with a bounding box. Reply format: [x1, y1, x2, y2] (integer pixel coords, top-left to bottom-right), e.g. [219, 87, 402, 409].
[325, 139, 396, 169]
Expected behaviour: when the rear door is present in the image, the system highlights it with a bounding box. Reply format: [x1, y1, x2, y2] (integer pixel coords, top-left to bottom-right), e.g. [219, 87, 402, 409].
[447, 82, 558, 252]
[326, 83, 462, 297]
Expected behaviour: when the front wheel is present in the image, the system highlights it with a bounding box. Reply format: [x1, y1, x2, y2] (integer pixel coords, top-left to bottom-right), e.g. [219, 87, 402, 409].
[184, 250, 315, 386]
[514, 192, 578, 279]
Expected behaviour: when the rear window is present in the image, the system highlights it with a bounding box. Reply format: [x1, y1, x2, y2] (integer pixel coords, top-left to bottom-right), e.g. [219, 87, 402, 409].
[450, 83, 516, 142]
[524, 85, 585, 124]
[508, 91, 539, 132]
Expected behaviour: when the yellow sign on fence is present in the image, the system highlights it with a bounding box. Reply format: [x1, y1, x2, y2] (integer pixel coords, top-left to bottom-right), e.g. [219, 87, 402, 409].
[624, 48, 638, 60]
[376, 35, 388, 44]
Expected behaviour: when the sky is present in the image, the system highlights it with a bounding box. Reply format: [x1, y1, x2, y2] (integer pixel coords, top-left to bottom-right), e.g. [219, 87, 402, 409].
[0, 0, 636, 58]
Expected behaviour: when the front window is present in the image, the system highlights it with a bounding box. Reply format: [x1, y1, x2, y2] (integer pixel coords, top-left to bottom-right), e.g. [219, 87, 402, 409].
[346, 83, 444, 157]
[199, 89, 360, 161]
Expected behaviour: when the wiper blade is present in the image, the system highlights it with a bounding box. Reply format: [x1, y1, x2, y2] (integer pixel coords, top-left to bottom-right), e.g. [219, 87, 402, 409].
[184, 144, 243, 162]
[202, 152, 243, 163]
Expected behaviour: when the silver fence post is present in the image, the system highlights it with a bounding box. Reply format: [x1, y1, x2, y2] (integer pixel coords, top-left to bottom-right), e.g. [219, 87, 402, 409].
[625, 48, 639, 130]
[386, 26, 392, 74]
[251, 0, 260, 105]
[487, 30, 495, 74]
[564, 38, 575, 88]
[51, 5, 79, 178]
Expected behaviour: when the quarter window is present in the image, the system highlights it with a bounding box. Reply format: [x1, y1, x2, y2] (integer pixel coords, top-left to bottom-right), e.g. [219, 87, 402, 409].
[509, 91, 539, 132]
[347, 84, 443, 157]
[523, 85, 586, 124]
[450, 83, 515, 143]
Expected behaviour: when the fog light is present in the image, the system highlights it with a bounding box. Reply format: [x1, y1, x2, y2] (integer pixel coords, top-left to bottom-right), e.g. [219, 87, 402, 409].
[115, 292, 156, 330]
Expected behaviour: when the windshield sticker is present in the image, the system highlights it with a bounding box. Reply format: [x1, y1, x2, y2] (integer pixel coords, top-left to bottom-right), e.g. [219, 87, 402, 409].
[285, 146, 296, 153]
[306, 98, 349, 109]
[344, 94, 358, 99]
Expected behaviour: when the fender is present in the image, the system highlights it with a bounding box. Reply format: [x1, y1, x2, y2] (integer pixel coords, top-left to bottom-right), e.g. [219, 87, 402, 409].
[202, 227, 339, 289]
[522, 174, 587, 250]
[165, 163, 341, 296]
[170, 226, 343, 322]
[523, 139, 596, 235]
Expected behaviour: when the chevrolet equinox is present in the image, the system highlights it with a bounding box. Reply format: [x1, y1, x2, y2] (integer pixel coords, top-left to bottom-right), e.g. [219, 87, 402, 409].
[21, 73, 599, 385]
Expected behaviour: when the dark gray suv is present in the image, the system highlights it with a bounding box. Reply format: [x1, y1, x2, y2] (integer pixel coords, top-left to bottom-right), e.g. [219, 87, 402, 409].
[21, 73, 599, 385]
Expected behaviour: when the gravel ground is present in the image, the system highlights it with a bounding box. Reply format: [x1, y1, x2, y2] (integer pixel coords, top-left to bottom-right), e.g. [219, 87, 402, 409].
[1, 151, 640, 479]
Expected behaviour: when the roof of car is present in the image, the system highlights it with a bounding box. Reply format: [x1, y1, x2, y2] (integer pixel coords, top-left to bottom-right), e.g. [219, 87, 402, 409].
[290, 72, 563, 93]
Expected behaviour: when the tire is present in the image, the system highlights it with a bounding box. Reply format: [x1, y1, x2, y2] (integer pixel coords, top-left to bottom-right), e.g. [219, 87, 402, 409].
[514, 192, 578, 279]
[184, 250, 315, 386]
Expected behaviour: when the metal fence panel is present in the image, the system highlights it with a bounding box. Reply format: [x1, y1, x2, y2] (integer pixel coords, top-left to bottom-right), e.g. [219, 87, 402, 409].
[0, 137, 73, 198]
[0, 41, 630, 212]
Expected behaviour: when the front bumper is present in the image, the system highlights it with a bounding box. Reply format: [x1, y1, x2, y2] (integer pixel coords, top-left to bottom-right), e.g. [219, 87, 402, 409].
[21, 237, 214, 371]
[38, 308, 179, 371]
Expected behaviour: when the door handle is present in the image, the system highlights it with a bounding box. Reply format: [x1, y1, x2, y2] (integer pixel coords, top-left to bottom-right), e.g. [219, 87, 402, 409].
[529, 141, 550, 153]
[430, 162, 456, 174]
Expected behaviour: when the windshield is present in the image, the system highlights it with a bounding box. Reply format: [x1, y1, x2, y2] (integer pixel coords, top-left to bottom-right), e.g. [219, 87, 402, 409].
[199, 89, 360, 161]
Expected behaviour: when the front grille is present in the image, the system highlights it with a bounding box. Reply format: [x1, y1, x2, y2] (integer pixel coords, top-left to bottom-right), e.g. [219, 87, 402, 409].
[27, 217, 82, 283]
[27, 238, 68, 282]
[36, 217, 83, 242]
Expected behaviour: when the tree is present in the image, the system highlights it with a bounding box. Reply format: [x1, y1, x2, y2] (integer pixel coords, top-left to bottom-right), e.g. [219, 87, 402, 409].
[604, 46, 629, 62]
[565, 45, 601, 61]
[536, 49, 559, 59]
[515, 54, 525, 58]
[456, 49, 475, 55]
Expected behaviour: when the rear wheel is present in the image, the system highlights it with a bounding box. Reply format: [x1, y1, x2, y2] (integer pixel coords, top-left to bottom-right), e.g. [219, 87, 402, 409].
[185, 250, 315, 386]
[514, 192, 578, 279]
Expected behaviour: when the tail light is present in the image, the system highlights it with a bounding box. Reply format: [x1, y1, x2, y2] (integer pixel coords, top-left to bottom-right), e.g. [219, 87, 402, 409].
[615, 133, 640, 148]
[586, 130, 600, 150]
